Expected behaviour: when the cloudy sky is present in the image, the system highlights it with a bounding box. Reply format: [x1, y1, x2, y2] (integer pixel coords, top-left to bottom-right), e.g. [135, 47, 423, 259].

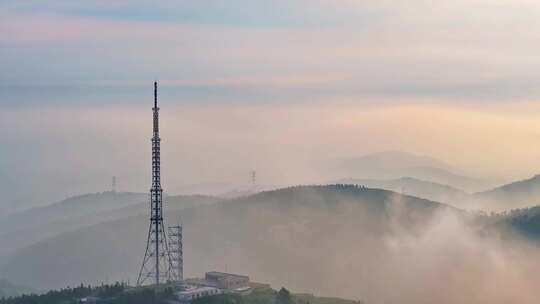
[2, 1, 540, 210]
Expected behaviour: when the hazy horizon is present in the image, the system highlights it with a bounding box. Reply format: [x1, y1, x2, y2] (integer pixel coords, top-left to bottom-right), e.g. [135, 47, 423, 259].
[4, 96, 540, 210]
[5, 1, 540, 210]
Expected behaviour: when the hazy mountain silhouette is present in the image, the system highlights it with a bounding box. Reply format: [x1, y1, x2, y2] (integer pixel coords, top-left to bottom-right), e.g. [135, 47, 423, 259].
[0, 193, 217, 261]
[342, 150, 456, 171]
[0, 192, 147, 235]
[334, 174, 540, 211]
[474, 175, 540, 210]
[325, 151, 495, 192]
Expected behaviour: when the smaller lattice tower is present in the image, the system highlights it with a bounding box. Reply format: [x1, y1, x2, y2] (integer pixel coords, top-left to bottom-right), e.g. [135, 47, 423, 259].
[251, 170, 257, 193]
[168, 224, 183, 282]
[112, 176, 117, 193]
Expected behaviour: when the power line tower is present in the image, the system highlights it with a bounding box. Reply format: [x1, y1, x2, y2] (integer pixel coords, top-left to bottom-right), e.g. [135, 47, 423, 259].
[112, 176, 117, 193]
[168, 224, 183, 282]
[251, 170, 257, 193]
[137, 82, 172, 286]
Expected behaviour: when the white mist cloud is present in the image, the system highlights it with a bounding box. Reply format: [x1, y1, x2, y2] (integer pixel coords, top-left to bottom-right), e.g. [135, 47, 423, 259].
[241, 193, 540, 303]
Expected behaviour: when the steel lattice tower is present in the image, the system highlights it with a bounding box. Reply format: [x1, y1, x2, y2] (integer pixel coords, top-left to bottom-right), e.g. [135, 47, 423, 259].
[168, 224, 183, 282]
[251, 170, 257, 193]
[137, 82, 172, 286]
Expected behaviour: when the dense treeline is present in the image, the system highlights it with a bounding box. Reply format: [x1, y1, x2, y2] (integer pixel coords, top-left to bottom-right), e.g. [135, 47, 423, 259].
[1, 283, 362, 304]
[0, 282, 172, 304]
[193, 288, 292, 304]
[491, 205, 540, 237]
[1, 284, 282, 304]
[193, 288, 364, 304]
[0, 283, 107, 304]
[99, 287, 174, 304]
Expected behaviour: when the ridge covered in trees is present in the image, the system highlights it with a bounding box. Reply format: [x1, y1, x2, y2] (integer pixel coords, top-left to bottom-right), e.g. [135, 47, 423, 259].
[0, 284, 362, 304]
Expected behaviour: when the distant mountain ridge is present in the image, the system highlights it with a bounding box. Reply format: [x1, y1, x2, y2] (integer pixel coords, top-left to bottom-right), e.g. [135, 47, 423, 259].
[341, 150, 456, 171]
[474, 174, 540, 210]
[336, 174, 540, 211]
[326, 151, 495, 192]
[0, 192, 147, 235]
[0, 192, 218, 261]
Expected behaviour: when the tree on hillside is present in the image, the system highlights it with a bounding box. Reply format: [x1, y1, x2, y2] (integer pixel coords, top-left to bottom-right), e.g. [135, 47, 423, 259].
[277, 288, 292, 304]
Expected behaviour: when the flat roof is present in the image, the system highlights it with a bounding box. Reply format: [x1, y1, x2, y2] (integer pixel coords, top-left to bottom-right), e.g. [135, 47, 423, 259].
[205, 271, 249, 279]
[178, 286, 221, 295]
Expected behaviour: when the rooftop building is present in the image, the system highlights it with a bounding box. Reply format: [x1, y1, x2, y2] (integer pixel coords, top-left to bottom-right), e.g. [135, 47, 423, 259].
[204, 271, 250, 290]
[177, 286, 222, 302]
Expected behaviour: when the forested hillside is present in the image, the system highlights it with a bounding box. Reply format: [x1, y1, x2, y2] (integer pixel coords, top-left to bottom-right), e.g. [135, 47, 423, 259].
[0, 284, 359, 304]
[1, 185, 455, 298]
[5, 185, 540, 302]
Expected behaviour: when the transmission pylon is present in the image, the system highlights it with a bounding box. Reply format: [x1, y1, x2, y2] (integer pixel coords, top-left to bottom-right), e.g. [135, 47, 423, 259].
[136, 82, 173, 286]
[251, 170, 257, 193]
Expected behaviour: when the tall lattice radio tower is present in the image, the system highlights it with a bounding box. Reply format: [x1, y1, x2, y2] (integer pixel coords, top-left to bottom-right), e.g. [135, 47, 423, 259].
[136, 82, 173, 286]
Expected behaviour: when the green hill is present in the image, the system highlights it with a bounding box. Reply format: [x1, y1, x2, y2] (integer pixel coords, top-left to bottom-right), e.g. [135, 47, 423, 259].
[5, 185, 540, 302]
[1, 185, 454, 294]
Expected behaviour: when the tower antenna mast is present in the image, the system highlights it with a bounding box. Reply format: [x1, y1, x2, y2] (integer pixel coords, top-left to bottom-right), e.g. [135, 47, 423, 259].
[137, 82, 172, 286]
